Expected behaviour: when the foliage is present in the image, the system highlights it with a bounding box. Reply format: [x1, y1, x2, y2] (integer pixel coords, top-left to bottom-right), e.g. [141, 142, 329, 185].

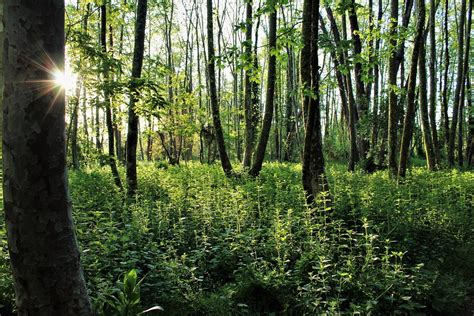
[1, 163, 473, 314]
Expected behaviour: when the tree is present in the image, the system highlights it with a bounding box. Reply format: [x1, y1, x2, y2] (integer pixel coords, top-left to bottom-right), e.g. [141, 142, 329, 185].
[398, 0, 424, 178]
[418, 37, 436, 170]
[207, 0, 233, 176]
[249, 3, 277, 177]
[242, 0, 259, 168]
[126, 0, 148, 196]
[387, 0, 399, 175]
[101, 3, 123, 189]
[448, 0, 467, 166]
[2, 0, 92, 313]
[458, 0, 472, 166]
[429, 0, 440, 164]
[301, 0, 327, 203]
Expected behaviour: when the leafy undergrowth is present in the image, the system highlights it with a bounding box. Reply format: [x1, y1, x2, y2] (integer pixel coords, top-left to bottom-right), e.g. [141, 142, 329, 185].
[1, 162, 473, 315]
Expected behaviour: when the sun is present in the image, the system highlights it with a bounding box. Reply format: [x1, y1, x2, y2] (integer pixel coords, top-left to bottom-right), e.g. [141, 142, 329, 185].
[53, 70, 77, 91]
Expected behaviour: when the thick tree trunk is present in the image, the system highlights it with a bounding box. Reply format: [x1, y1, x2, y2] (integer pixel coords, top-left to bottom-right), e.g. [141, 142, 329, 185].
[249, 7, 277, 177]
[302, 0, 328, 203]
[398, 0, 424, 178]
[448, 0, 467, 166]
[0, 0, 3, 147]
[2, 1, 92, 314]
[126, 0, 147, 196]
[207, 0, 233, 176]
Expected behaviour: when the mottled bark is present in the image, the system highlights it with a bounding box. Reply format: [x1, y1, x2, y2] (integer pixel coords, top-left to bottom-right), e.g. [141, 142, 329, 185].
[207, 0, 233, 176]
[398, 0, 424, 178]
[3, 0, 92, 314]
[126, 0, 147, 196]
[242, 0, 258, 168]
[249, 7, 277, 177]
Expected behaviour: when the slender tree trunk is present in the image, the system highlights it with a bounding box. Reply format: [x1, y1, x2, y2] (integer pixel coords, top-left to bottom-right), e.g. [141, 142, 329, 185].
[429, 0, 440, 164]
[458, 0, 472, 166]
[207, 0, 233, 176]
[324, 7, 358, 170]
[284, 46, 296, 161]
[243, 0, 258, 168]
[3, 0, 92, 313]
[370, 0, 383, 151]
[398, 0, 424, 178]
[126, 0, 147, 196]
[249, 7, 277, 176]
[101, 4, 122, 189]
[388, 0, 399, 175]
[71, 81, 81, 169]
[448, 0, 467, 166]
[467, 75, 474, 166]
[95, 99, 102, 152]
[441, 0, 450, 148]
[418, 39, 436, 170]
[348, 0, 369, 158]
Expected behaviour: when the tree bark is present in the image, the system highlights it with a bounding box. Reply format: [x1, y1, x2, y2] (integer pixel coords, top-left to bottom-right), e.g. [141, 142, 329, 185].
[429, 0, 440, 164]
[348, 0, 369, 158]
[467, 74, 474, 166]
[71, 81, 81, 169]
[418, 39, 436, 170]
[458, 0, 472, 166]
[242, 0, 259, 168]
[3, 0, 92, 314]
[387, 0, 399, 175]
[370, 0, 383, 151]
[324, 6, 358, 171]
[441, 0, 450, 148]
[398, 0, 424, 178]
[126, 0, 147, 196]
[207, 0, 233, 176]
[302, 0, 328, 203]
[101, 4, 122, 189]
[249, 6, 277, 177]
[448, 0, 467, 166]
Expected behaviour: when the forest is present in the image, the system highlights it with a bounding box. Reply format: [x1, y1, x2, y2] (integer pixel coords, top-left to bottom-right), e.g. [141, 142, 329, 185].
[0, 0, 473, 314]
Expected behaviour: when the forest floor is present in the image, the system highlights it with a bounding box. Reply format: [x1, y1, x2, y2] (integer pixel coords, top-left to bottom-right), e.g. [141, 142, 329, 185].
[1, 161, 473, 315]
